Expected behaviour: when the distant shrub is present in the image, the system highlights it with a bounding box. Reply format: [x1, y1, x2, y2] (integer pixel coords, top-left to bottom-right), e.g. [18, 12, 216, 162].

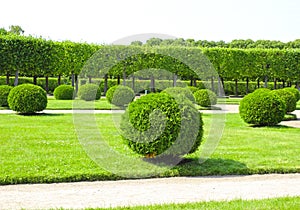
[194, 89, 217, 107]
[78, 84, 101, 101]
[0, 85, 13, 106]
[239, 88, 285, 126]
[162, 87, 195, 103]
[284, 87, 300, 102]
[272, 89, 297, 113]
[121, 93, 203, 157]
[8, 84, 47, 114]
[106, 85, 135, 107]
[53, 85, 74, 100]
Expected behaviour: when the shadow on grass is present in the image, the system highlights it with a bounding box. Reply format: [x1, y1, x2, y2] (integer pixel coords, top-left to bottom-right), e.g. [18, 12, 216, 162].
[172, 158, 250, 176]
[250, 124, 295, 129]
[17, 113, 65, 117]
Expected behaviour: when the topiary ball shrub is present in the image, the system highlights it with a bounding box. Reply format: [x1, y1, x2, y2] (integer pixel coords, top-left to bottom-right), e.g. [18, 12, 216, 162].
[284, 87, 300, 102]
[120, 93, 203, 158]
[194, 89, 217, 107]
[0, 85, 13, 107]
[8, 84, 47, 114]
[106, 85, 135, 107]
[78, 84, 101, 101]
[239, 88, 286, 126]
[162, 87, 195, 103]
[53, 85, 75, 100]
[272, 89, 297, 113]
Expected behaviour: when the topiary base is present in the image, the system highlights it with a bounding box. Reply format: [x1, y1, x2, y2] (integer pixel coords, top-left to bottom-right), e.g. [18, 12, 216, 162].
[198, 106, 222, 110]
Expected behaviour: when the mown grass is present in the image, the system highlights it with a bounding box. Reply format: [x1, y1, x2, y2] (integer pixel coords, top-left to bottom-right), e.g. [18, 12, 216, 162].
[0, 113, 299, 185]
[83, 196, 300, 210]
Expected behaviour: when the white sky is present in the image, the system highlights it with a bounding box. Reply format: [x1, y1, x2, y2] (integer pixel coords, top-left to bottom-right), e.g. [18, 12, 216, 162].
[1, 0, 299, 44]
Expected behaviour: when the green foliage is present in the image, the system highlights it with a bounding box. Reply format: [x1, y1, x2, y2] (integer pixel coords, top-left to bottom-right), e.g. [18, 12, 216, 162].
[0, 85, 13, 106]
[53, 85, 74, 100]
[106, 85, 135, 107]
[162, 87, 195, 102]
[8, 84, 47, 114]
[239, 88, 286, 126]
[188, 86, 199, 94]
[78, 83, 101, 101]
[284, 87, 300, 101]
[272, 89, 297, 113]
[194, 89, 217, 107]
[121, 93, 203, 157]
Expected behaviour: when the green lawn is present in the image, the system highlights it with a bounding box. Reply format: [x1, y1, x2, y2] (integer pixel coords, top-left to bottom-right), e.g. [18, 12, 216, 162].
[0, 113, 299, 185]
[86, 196, 300, 210]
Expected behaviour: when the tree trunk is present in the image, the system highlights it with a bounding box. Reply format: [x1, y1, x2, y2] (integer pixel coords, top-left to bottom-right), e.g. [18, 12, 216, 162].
[88, 76, 92, 83]
[282, 80, 285, 88]
[75, 75, 78, 94]
[150, 75, 155, 92]
[14, 70, 19, 86]
[246, 77, 249, 95]
[235, 79, 238, 96]
[104, 74, 108, 95]
[6, 72, 9, 85]
[274, 78, 277, 89]
[132, 75, 135, 92]
[190, 78, 193, 86]
[71, 74, 75, 87]
[33, 76, 37, 85]
[58, 75, 61, 86]
[123, 71, 126, 86]
[117, 76, 120, 85]
[193, 78, 197, 87]
[264, 76, 268, 88]
[211, 76, 215, 92]
[45, 76, 49, 93]
[218, 77, 222, 97]
[173, 74, 177, 87]
[257, 79, 260, 88]
[296, 82, 299, 89]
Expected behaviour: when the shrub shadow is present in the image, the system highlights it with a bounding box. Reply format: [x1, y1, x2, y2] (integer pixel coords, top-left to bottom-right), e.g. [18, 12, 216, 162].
[17, 113, 64, 117]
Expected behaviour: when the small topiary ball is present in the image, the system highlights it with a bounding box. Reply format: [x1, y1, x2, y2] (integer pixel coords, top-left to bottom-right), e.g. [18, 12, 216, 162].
[239, 88, 286, 126]
[8, 84, 47, 114]
[194, 89, 217, 107]
[53, 85, 75, 100]
[0, 85, 13, 107]
[78, 84, 101, 101]
[120, 93, 203, 157]
[284, 87, 300, 102]
[272, 89, 297, 113]
[106, 85, 135, 107]
[162, 87, 195, 103]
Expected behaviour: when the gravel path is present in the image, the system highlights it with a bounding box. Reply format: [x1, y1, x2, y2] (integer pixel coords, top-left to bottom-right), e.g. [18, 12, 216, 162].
[1, 174, 299, 209]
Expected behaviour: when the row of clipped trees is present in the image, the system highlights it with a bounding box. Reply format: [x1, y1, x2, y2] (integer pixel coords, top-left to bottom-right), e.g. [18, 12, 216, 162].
[1, 35, 300, 95]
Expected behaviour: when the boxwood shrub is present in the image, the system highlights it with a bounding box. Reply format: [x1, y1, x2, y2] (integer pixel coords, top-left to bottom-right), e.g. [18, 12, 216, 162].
[0, 85, 13, 107]
[194, 89, 217, 107]
[78, 84, 101, 101]
[284, 87, 300, 102]
[120, 93, 203, 158]
[272, 89, 297, 113]
[106, 85, 135, 107]
[53, 85, 75, 100]
[162, 87, 195, 103]
[239, 88, 286, 126]
[8, 84, 47, 114]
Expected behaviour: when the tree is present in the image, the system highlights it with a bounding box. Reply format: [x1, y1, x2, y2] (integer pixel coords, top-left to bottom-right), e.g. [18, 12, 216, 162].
[9, 25, 24, 35]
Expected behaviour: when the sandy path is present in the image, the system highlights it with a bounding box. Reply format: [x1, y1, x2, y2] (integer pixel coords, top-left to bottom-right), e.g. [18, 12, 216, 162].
[1, 174, 299, 209]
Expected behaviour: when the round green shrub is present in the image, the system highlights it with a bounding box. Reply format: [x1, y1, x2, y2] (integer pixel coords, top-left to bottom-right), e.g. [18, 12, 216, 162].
[8, 84, 47, 114]
[239, 88, 286, 126]
[53, 85, 75, 100]
[0, 85, 13, 106]
[162, 87, 195, 103]
[121, 93, 203, 157]
[272, 89, 297, 113]
[106, 85, 135, 107]
[194, 89, 217, 107]
[78, 84, 101, 101]
[284, 87, 300, 102]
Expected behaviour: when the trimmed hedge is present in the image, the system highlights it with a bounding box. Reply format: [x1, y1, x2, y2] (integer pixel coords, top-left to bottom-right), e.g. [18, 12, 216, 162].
[239, 88, 286, 126]
[53, 85, 75, 100]
[272, 89, 297, 113]
[78, 84, 101, 101]
[8, 84, 47, 114]
[0, 85, 13, 106]
[194, 89, 217, 107]
[121, 93, 203, 157]
[106, 85, 135, 107]
[162, 87, 195, 102]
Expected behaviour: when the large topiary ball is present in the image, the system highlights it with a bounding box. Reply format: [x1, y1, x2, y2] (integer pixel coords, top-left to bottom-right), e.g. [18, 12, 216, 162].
[194, 89, 217, 107]
[78, 84, 101, 101]
[120, 93, 203, 157]
[272, 89, 297, 113]
[53, 85, 75, 100]
[106, 85, 135, 107]
[162, 87, 195, 103]
[284, 87, 300, 102]
[8, 84, 47, 114]
[239, 88, 286, 126]
[0, 85, 13, 107]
